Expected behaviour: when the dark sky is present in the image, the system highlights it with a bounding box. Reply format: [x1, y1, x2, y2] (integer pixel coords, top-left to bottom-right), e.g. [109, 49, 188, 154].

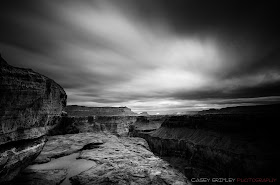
[1, 0, 280, 114]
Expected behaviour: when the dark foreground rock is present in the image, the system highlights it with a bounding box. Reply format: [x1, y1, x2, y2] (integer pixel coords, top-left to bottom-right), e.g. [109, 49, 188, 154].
[12, 169, 67, 185]
[12, 133, 189, 185]
[0, 55, 67, 183]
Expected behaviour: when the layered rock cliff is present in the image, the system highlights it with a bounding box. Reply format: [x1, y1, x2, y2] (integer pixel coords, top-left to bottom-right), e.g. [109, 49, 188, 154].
[49, 116, 139, 136]
[64, 105, 137, 116]
[133, 108, 279, 179]
[49, 115, 165, 137]
[0, 55, 67, 183]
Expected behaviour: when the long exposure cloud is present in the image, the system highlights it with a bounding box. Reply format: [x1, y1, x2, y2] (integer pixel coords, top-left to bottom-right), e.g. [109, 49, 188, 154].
[1, 0, 280, 114]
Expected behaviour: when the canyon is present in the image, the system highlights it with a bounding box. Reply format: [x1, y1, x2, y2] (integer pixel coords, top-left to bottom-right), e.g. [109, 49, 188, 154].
[133, 111, 279, 179]
[1, 54, 278, 184]
[0, 55, 189, 184]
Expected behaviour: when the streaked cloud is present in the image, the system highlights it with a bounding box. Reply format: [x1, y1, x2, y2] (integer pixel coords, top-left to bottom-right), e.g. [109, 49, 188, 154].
[1, 0, 279, 114]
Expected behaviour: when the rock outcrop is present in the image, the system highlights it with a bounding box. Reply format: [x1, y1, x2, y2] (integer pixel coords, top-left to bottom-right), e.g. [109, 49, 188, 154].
[12, 133, 189, 185]
[49, 116, 139, 136]
[49, 115, 165, 137]
[132, 115, 165, 132]
[0, 55, 67, 183]
[133, 107, 279, 179]
[64, 105, 137, 116]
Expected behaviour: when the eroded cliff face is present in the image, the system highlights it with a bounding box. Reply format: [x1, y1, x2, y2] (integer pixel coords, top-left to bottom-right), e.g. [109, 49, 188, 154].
[49, 115, 165, 137]
[133, 113, 279, 179]
[49, 116, 140, 136]
[0, 55, 67, 182]
[64, 105, 137, 116]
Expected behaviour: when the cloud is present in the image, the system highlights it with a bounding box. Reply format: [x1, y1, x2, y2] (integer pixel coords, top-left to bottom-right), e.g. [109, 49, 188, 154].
[0, 0, 280, 114]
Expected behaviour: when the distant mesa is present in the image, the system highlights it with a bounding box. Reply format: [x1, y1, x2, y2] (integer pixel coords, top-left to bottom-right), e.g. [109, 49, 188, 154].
[64, 105, 137, 116]
[174, 111, 199, 115]
[139, 112, 149, 116]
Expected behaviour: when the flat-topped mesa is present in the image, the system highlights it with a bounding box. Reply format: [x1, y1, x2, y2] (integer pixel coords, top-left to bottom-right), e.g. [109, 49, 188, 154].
[0, 55, 67, 182]
[134, 104, 279, 178]
[64, 105, 137, 116]
[139, 112, 149, 116]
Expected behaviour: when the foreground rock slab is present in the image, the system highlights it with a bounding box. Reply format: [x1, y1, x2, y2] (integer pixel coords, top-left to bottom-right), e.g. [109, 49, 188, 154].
[13, 133, 189, 185]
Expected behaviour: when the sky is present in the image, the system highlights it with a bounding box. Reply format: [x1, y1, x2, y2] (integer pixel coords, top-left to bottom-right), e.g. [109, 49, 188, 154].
[1, 0, 280, 114]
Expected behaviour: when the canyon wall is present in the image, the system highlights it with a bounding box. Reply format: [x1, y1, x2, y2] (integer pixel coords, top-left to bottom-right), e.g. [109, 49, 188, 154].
[0, 55, 67, 183]
[49, 115, 165, 136]
[64, 105, 137, 116]
[49, 116, 138, 136]
[133, 111, 279, 179]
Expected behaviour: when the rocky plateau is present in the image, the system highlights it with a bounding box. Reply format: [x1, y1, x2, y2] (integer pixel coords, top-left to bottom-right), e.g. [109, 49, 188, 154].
[11, 133, 188, 185]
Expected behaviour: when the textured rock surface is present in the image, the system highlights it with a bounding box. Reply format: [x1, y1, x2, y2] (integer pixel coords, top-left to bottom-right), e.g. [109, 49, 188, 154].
[49, 116, 139, 136]
[65, 105, 137, 116]
[0, 137, 46, 183]
[13, 133, 189, 185]
[49, 115, 165, 137]
[133, 107, 279, 179]
[33, 134, 104, 164]
[0, 55, 67, 182]
[132, 116, 166, 132]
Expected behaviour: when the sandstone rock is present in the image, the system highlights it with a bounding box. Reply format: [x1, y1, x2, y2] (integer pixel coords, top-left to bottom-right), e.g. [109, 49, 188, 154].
[32, 134, 105, 164]
[132, 116, 165, 132]
[15, 133, 189, 185]
[49, 115, 165, 137]
[71, 134, 188, 185]
[0, 55, 67, 144]
[0, 137, 46, 183]
[0, 55, 67, 182]
[49, 116, 140, 136]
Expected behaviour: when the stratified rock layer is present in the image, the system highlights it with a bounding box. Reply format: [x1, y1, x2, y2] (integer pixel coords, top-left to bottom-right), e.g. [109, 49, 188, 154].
[49, 115, 165, 137]
[65, 105, 136, 116]
[0, 55, 67, 182]
[13, 133, 189, 185]
[49, 116, 139, 136]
